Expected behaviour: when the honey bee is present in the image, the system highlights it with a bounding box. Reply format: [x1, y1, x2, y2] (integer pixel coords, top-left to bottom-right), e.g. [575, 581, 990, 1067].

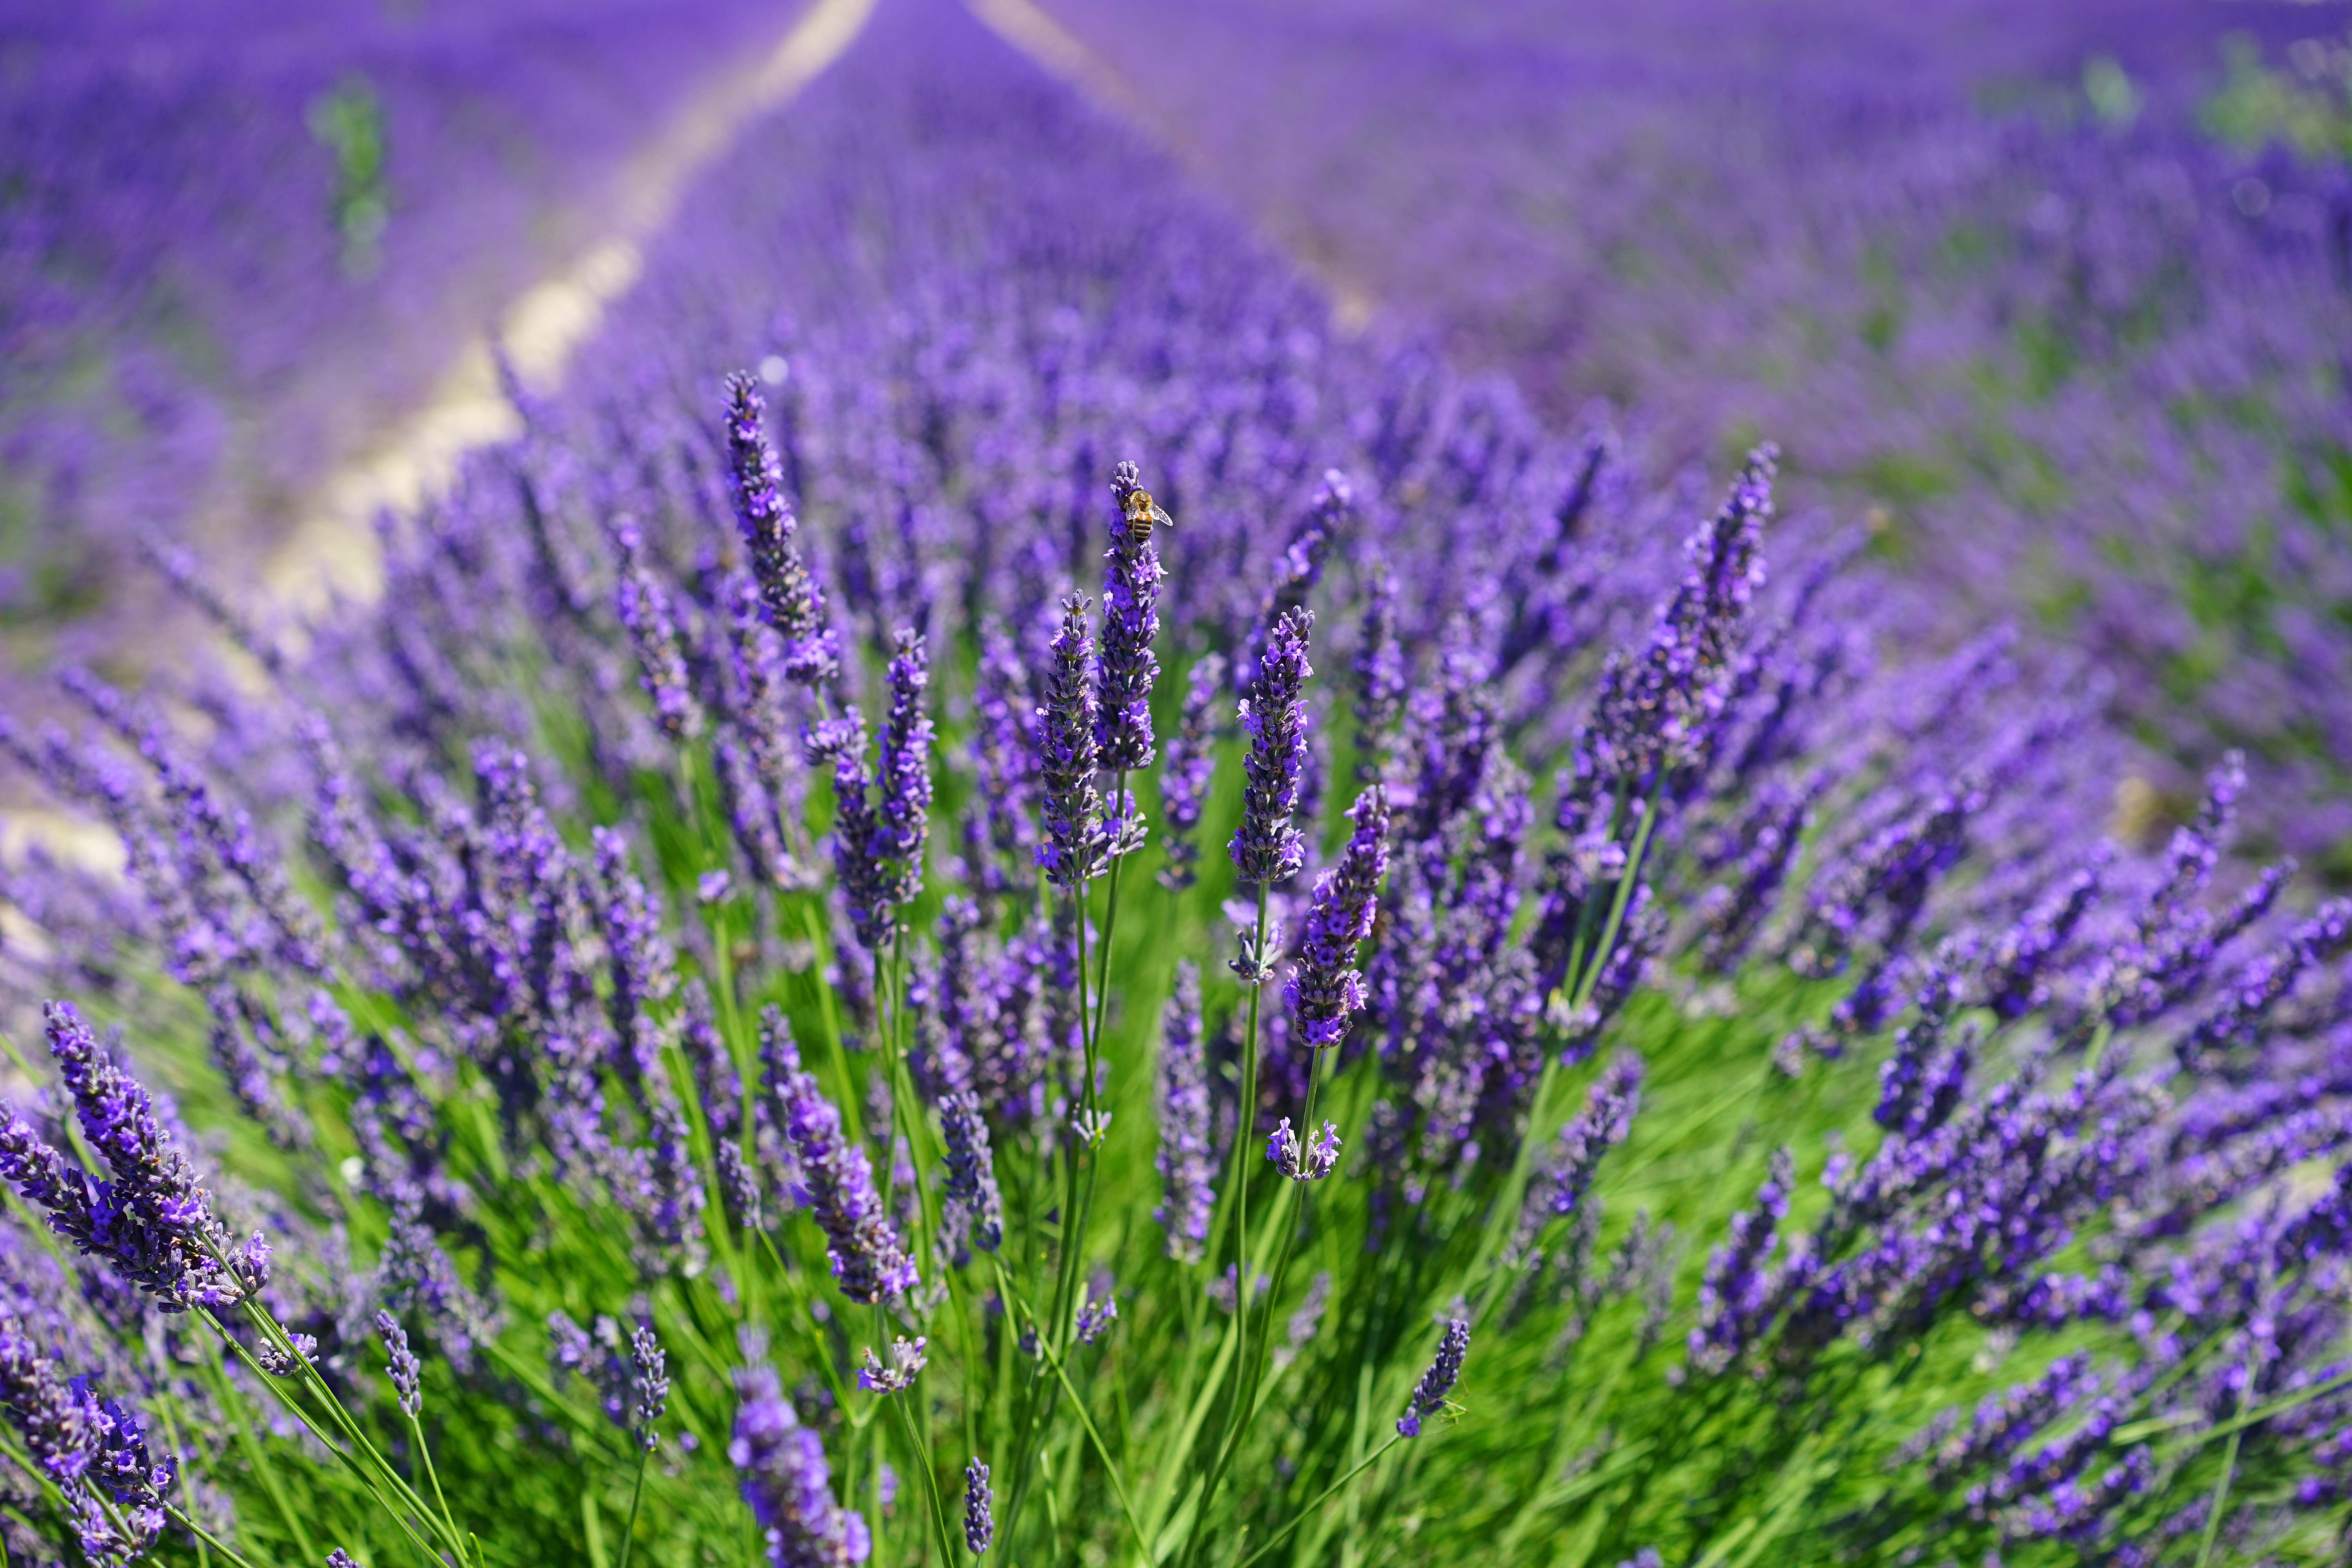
[1120, 486, 1175, 546]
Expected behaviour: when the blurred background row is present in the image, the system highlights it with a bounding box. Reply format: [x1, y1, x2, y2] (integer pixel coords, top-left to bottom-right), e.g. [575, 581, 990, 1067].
[6, 0, 2351, 860]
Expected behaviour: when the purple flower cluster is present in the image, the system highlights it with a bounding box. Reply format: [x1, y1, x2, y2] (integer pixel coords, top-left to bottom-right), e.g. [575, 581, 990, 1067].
[1398, 1319, 1470, 1438]
[1230, 608, 1313, 890]
[0, 1003, 266, 1312]
[759, 1009, 916, 1304]
[731, 1364, 869, 1568]
[1037, 594, 1109, 889]
[1287, 784, 1391, 1049]
[1154, 962, 1216, 1262]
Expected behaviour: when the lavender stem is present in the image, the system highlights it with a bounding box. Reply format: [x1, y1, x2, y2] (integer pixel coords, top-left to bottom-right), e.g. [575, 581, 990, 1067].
[1183, 883, 1271, 1568]
[615, 1444, 651, 1568]
[1232, 1434, 1409, 1568]
[985, 1255, 1151, 1559]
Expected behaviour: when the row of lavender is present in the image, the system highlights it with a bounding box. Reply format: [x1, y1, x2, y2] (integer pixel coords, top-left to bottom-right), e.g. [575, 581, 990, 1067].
[0, 0, 797, 657]
[1038, 0, 2352, 873]
[0, 1, 2346, 1564]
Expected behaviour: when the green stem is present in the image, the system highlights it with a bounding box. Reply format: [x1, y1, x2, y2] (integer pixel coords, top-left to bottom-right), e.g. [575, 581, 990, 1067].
[200, 1308, 446, 1564]
[2192, 1375, 2254, 1568]
[1008, 878, 1100, 1547]
[991, 1258, 1150, 1561]
[410, 1410, 463, 1555]
[1180, 884, 1270, 1568]
[167, 1505, 269, 1568]
[616, 1443, 652, 1568]
[888, 1391, 961, 1568]
[1232, 1436, 1407, 1568]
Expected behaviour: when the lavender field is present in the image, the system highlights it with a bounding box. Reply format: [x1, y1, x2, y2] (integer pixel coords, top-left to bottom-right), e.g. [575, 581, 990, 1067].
[0, 1, 2349, 1564]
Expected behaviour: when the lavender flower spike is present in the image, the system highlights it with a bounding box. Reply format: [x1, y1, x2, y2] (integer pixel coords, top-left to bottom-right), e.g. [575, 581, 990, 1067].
[731, 1364, 870, 1568]
[377, 1310, 423, 1418]
[610, 515, 701, 742]
[1399, 1318, 1471, 1437]
[722, 371, 837, 688]
[1267, 1118, 1342, 1181]
[1037, 593, 1109, 888]
[1155, 962, 1216, 1262]
[856, 1336, 927, 1395]
[1157, 654, 1226, 891]
[938, 1092, 1003, 1256]
[1519, 1050, 1644, 1247]
[767, 1011, 917, 1303]
[1287, 784, 1391, 1048]
[630, 1325, 668, 1449]
[964, 1459, 993, 1555]
[1099, 461, 1166, 774]
[873, 629, 935, 915]
[29, 1001, 266, 1310]
[1230, 606, 1314, 889]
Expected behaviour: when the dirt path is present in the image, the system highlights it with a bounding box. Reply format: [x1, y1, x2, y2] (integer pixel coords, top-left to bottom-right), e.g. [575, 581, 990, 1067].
[2, 0, 877, 877]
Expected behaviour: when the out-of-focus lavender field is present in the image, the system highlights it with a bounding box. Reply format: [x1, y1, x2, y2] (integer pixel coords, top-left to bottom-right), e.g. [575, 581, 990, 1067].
[0, 0, 802, 663]
[1042, 0, 2352, 871]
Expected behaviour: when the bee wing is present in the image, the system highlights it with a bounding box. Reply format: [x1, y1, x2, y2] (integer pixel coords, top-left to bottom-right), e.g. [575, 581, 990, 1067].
[1151, 502, 1176, 530]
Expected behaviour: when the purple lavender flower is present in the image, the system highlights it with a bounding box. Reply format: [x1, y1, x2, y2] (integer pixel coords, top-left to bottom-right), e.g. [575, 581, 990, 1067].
[591, 825, 675, 1089]
[0, 1316, 95, 1497]
[873, 631, 936, 918]
[1098, 461, 1166, 774]
[1, 1002, 265, 1311]
[808, 711, 894, 953]
[1154, 962, 1216, 1263]
[1352, 559, 1405, 782]
[630, 1324, 668, 1449]
[761, 1009, 916, 1303]
[1538, 1050, 1644, 1223]
[856, 1336, 927, 1394]
[1156, 654, 1226, 892]
[377, 1310, 423, 1418]
[716, 1142, 766, 1232]
[723, 372, 837, 689]
[610, 516, 702, 742]
[1873, 956, 1972, 1140]
[1266, 1118, 1341, 1181]
[1287, 784, 1391, 1049]
[1241, 471, 1348, 689]
[1980, 856, 2105, 1019]
[938, 1092, 1002, 1258]
[1923, 1353, 2095, 1483]
[1036, 593, 1109, 888]
[0, 1316, 169, 1564]
[1398, 1318, 1470, 1437]
[1230, 606, 1314, 889]
[1581, 447, 1775, 788]
[1690, 1148, 1793, 1376]
[1075, 1283, 1118, 1345]
[731, 1363, 869, 1568]
[964, 1459, 992, 1555]
[2176, 899, 2352, 1071]
[968, 624, 1040, 900]
[1275, 1271, 1332, 1372]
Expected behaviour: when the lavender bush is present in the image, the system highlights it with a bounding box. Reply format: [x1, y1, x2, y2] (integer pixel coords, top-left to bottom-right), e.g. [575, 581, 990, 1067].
[1, 4, 2350, 1566]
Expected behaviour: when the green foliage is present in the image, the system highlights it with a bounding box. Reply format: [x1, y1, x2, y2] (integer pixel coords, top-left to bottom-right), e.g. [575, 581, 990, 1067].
[307, 77, 389, 278]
